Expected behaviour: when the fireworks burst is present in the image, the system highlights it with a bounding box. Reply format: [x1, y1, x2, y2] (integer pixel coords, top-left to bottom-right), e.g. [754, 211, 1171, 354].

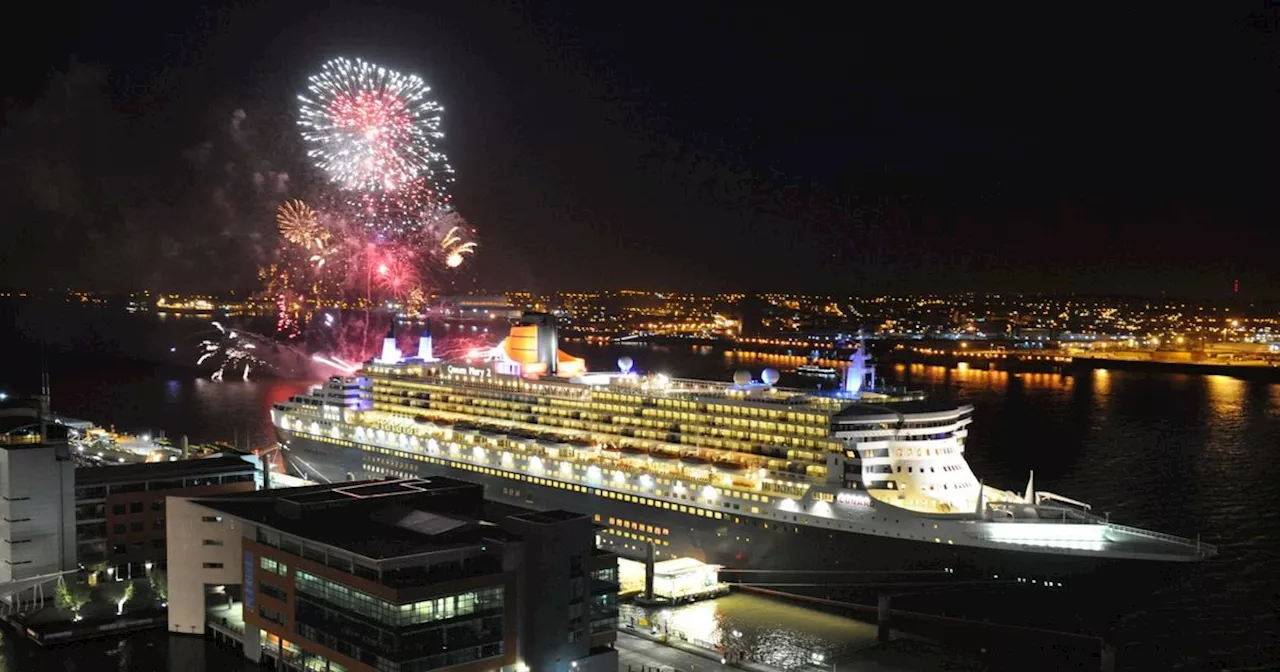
[440, 225, 477, 268]
[276, 199, 325, 247]
[298, 57, 454, 200]
[259, 56, 476, 319]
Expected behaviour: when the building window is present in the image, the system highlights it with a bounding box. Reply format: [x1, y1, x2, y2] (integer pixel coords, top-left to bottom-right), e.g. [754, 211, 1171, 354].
[129, 502, 144, 514]
[153, 518, 166, 531]
[202, 539, 224, 547]
[201, 515, 223, 523]
[260, 557, 288, 576]
[113, 524, 126, 534]
[258, 606, 285, 625]
[260, 582, 288, 602]
[130, 522, 144, 533]
[202, 562, 224, 569]
[112, 504, 126, 515]
[151, 499, 164, 511]
[152, 539, 166, 549]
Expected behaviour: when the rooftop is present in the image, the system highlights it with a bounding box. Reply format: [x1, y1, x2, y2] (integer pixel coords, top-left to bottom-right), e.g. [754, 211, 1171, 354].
[193, 477, 519, 561]
[75, 454, 256, 486]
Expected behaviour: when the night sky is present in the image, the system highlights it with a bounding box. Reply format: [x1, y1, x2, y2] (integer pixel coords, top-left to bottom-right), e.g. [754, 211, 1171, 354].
[2, 1, 1277, 296]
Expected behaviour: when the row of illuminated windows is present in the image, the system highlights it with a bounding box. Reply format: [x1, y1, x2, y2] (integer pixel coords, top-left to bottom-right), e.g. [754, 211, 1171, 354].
[295, 431, 356, 449]
[368, 464, 415, 480]
[371, 398, 767, 458]
[373, 441, 749, 522]
[703, 403, 827, 426]
[896, 445, 959, 458]
[609, 528, 668, 547]
[295, 570, 503, 628]
[368, 433, 793, 512]
[260, 556, 289, 576]
[601, 516, 669, 537]
[376, 385, 838, 451]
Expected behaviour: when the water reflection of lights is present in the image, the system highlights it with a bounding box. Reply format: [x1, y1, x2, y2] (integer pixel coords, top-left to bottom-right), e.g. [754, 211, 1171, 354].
[623, 593, 874, 669]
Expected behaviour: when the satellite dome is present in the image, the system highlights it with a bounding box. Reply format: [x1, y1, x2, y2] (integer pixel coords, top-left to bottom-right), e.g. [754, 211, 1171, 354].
[732, 370, 752, 386]
[617, 356, 634, 374]
[761, 368, 780, 386]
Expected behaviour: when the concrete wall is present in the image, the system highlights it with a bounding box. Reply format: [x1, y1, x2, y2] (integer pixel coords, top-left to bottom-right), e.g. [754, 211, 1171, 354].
[165, 497, 247, 635]
[0, 445, 75, 584]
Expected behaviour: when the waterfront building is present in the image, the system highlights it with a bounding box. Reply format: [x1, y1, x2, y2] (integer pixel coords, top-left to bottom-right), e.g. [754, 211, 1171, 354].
[74, 455, 257, 578]
[0, 397, 76, 598]
[167, 476, 619, 672]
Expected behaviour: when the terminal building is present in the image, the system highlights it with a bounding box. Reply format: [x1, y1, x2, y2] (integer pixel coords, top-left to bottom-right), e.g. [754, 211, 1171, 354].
[167, 477, 619, 672]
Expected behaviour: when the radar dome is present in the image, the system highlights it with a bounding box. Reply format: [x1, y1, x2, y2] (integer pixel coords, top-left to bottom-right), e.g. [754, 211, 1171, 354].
[617, 356, 634, 374]
[732, 370, 752, 386]
[761, 368, 780, 386]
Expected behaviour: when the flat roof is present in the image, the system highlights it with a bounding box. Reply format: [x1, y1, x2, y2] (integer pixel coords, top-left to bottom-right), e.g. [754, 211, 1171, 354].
[76, 455, 255, 486]
[193, 477, 517, 561]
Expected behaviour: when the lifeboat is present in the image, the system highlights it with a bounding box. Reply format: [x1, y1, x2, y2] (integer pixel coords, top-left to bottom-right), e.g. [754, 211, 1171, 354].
[413, 415, 432, 424]
[647, 451, 678, 464]
[620, 446, 648, 459]
[713, 460, 750, 474]
[679, 455, 711, 468]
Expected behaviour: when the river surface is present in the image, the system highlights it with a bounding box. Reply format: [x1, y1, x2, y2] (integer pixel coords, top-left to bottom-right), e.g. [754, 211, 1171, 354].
[1, 309, 1276, 670]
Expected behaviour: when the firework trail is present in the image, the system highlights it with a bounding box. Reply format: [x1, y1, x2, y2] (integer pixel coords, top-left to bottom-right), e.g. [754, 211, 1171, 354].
[198, 322, 268, 381]
[297, 57, 454, 204]
[440, 225, 477, 268]
[196, 321, 325, 380]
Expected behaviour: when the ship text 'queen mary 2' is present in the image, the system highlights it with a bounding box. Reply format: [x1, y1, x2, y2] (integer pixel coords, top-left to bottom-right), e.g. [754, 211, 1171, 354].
[271, 314, 1215, 588]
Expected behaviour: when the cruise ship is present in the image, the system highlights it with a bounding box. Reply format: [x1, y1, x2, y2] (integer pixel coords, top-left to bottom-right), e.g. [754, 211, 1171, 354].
[271, 315, 1215, 588]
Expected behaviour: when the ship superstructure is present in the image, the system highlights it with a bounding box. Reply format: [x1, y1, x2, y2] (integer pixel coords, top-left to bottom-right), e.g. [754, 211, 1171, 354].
[272, 315, 1215, 584]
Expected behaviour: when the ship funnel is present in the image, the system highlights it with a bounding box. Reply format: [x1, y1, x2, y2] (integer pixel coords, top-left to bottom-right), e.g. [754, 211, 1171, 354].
[378, 322, 402, 363]
[418, 321, 435, 362]
[521, 312, 559, 375]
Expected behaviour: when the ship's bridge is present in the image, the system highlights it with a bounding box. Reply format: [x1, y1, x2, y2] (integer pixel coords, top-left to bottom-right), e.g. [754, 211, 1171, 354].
[830, 401, 985, 514]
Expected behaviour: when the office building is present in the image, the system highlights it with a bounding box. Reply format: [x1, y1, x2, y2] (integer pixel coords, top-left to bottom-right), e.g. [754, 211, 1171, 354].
[74, 455, 257, 578]
[0, 398, 76, 595]
[167, 477, 618, 672]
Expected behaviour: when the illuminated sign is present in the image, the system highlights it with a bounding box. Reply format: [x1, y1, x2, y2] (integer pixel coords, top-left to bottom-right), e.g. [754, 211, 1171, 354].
[446, 365, 491, 378]
[837, 492, 873, 508]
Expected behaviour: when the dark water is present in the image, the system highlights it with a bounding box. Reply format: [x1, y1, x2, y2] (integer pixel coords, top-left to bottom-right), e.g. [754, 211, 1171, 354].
[1, 313, 1277, 670]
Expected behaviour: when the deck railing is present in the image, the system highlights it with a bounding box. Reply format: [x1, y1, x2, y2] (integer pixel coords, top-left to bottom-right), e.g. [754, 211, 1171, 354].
[1102, 521, 1217, 556]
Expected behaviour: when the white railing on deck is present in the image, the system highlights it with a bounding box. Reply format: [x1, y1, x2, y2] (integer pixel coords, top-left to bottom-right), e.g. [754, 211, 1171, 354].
[1103, 522, 1217, 556]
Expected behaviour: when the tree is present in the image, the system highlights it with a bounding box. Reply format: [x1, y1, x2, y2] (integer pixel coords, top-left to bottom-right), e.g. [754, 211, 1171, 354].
[56, 579, 91, 617]
[99, 580, 136, 615]
[149, 569, 168, 604]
